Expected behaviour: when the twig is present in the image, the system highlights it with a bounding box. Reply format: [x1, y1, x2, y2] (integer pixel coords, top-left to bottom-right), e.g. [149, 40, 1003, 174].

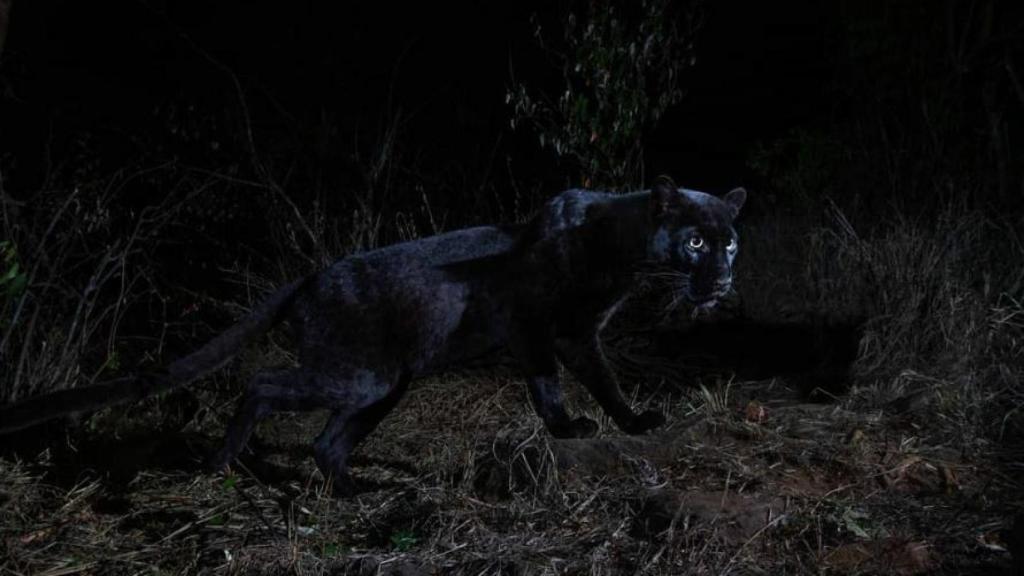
[134, 1, 321, 264]
[0, 187, 80, 355]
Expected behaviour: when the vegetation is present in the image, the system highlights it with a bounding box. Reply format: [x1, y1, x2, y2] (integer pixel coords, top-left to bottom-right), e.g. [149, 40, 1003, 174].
[1, 1, 1022, 574]
[508, 0, 702, 189]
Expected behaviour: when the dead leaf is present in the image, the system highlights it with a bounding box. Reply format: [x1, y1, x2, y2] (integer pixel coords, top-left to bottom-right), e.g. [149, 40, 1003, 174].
[743, 400, 767, 424]
[846, 428, 866, 446]
[19, 527, 53, 544]
[977, 530, 1008, 553]
[939, 464, 959, 493]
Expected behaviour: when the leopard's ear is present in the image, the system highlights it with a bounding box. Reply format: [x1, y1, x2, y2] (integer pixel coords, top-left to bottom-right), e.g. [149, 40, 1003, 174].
[723, 187, 747, 218]
[651, 175, 683, 218]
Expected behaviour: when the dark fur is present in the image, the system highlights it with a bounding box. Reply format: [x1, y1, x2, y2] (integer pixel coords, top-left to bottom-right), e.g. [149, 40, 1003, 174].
[0, 178, 746, 491]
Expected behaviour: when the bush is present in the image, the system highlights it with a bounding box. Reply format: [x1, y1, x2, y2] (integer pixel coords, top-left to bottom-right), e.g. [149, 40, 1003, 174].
[508, 0, 703, 189]
[0, 166, 184, 402]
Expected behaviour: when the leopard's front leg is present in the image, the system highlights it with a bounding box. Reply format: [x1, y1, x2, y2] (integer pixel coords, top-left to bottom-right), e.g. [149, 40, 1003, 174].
[509, 324, 600, 439]
[554, 297, 665, 435]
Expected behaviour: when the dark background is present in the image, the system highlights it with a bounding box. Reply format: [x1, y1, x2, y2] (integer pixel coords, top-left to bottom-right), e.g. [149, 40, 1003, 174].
[0, 0, 1022, 372]
[2, 0, 855, 196]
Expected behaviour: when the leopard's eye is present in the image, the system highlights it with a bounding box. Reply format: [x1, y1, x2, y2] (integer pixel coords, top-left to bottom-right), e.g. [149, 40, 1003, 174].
[688, 236, 704, 250]
[726, 238, 738, 253]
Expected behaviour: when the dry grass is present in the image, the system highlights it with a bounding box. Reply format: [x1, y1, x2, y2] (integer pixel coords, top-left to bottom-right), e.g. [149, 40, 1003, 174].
[1, 164, 1022, 574]
[0, 168, 192, 403]
[738, 201, 1024, 447]
[2, 365, 1020, 574]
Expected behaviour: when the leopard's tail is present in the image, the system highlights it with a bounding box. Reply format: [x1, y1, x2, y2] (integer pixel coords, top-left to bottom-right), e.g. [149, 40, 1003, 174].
[0, 278, 307, 435]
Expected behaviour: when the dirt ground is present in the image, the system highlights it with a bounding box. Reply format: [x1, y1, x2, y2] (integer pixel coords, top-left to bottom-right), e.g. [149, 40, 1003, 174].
[1, 364, 1021, 576]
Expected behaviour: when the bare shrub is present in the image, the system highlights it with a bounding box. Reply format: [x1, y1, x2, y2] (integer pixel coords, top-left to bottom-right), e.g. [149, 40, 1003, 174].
[0, 166, 193, 403]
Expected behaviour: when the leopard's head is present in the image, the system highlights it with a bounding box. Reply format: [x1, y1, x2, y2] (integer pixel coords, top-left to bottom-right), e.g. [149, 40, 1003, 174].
[646, 176, 747, 309]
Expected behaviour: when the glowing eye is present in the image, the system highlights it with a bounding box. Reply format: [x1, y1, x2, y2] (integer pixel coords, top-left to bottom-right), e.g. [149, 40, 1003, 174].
[688, 236, 704, 250]
[726, 238, 738, 252]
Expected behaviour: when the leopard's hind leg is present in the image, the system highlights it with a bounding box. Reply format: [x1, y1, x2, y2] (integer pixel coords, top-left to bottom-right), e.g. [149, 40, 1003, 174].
[312, 371, 411, 493]
[208, 367, 403, 483]
[207, 368, 316, 471]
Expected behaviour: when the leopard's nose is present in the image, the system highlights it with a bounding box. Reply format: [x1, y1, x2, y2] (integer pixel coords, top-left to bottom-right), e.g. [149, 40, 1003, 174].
[714, 277, 732, 291]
